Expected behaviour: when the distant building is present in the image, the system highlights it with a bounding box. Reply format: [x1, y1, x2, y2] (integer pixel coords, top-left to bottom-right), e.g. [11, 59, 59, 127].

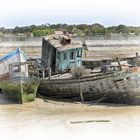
[54, 31, 63, 35]
[42, 35, 83, 73]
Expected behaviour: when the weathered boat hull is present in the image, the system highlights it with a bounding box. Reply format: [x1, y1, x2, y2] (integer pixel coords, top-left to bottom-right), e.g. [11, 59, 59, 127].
[0, 77, 40, 104]
[38, 71, 140, 104]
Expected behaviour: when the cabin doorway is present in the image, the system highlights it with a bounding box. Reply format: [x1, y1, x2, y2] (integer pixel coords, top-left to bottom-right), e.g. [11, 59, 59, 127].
[50, 49, 56, 74]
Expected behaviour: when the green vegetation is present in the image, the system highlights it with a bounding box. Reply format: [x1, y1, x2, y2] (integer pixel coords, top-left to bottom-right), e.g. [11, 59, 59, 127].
[33, 29, 54, 36]
[0, 82, 22, 103]
[1, 23, 140, 36]
[0, 78, 40, 103]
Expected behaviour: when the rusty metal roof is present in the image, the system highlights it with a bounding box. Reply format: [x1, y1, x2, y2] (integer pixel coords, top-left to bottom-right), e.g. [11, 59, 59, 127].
[43, 35, 83, 51]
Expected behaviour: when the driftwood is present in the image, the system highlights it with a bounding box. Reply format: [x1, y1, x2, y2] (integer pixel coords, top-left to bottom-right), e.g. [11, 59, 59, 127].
[71, 120, 110, 124]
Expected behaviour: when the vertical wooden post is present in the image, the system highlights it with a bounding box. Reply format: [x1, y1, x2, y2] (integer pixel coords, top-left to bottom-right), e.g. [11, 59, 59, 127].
[26, 63, 28, 77]
[80, 83, 84, 103]
[135, 52, 139, 66]
[48, 46, 52, 70]
[37, 69, 40, 78]
[20, 80, 23, 104]
[116, 57, 122, 71]
[42, 69, 45, 79]
[48, 68, 51, 79]
[136, 52, 139, 58]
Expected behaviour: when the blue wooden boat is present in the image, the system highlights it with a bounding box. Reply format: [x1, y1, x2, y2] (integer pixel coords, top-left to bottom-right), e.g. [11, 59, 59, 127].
[0, 48, 40, 104]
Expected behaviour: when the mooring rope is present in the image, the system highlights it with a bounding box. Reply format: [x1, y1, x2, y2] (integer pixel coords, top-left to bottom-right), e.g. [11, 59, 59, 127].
[94, 92, 108, 104]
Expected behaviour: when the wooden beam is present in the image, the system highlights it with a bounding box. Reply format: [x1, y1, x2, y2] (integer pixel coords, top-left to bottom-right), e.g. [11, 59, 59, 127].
[42, 69, 45, 79]
[80, 83, 84, 103]
[116, 57, 122, 71]
[48, 68, 51, 80]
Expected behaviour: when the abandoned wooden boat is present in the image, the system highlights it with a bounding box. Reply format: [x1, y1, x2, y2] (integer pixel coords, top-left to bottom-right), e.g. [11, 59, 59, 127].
[38, 35, 140, 104]
[0, 48, 40, 104]
[38, 67, 140, 105]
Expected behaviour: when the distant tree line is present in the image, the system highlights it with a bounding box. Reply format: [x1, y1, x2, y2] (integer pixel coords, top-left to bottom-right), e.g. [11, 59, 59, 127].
[1, 23, 140, 37]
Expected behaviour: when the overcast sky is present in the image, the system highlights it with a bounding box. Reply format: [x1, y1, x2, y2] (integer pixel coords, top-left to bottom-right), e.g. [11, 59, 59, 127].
[0, 0, 140, 28]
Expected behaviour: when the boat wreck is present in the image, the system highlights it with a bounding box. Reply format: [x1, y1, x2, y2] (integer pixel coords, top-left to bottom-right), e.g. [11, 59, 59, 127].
[0, 48, 40, 104]
[38, 67, 140, 104]
[38, 35, 140, 105]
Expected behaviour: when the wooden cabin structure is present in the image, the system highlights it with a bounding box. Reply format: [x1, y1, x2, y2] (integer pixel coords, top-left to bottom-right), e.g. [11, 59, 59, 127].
[0, 48, 28, 80]
[42, 35, 83, 74]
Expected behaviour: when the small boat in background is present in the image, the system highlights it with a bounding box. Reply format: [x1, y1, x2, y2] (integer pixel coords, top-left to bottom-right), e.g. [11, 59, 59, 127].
[0, 48, 40, 104]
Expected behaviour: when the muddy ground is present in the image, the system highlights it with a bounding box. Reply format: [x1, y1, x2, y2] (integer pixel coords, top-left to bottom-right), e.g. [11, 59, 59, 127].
[0, 92, 140, 140]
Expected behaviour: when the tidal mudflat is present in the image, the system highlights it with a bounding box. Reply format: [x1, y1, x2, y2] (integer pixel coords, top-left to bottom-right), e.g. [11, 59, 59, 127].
[0, 93, 140, 140]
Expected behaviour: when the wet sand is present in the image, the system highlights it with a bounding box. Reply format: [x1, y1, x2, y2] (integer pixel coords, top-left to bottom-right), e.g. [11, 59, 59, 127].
[0, 93, 140, 140]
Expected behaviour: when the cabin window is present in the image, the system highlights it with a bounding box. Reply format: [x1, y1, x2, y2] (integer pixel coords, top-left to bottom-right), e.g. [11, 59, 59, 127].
[63, 52, 67, 60]
[57, 52, 60, 59]
[13, 65, 20, 73]
[77, 49, 82, 57]
[70, 51, 75, 59]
